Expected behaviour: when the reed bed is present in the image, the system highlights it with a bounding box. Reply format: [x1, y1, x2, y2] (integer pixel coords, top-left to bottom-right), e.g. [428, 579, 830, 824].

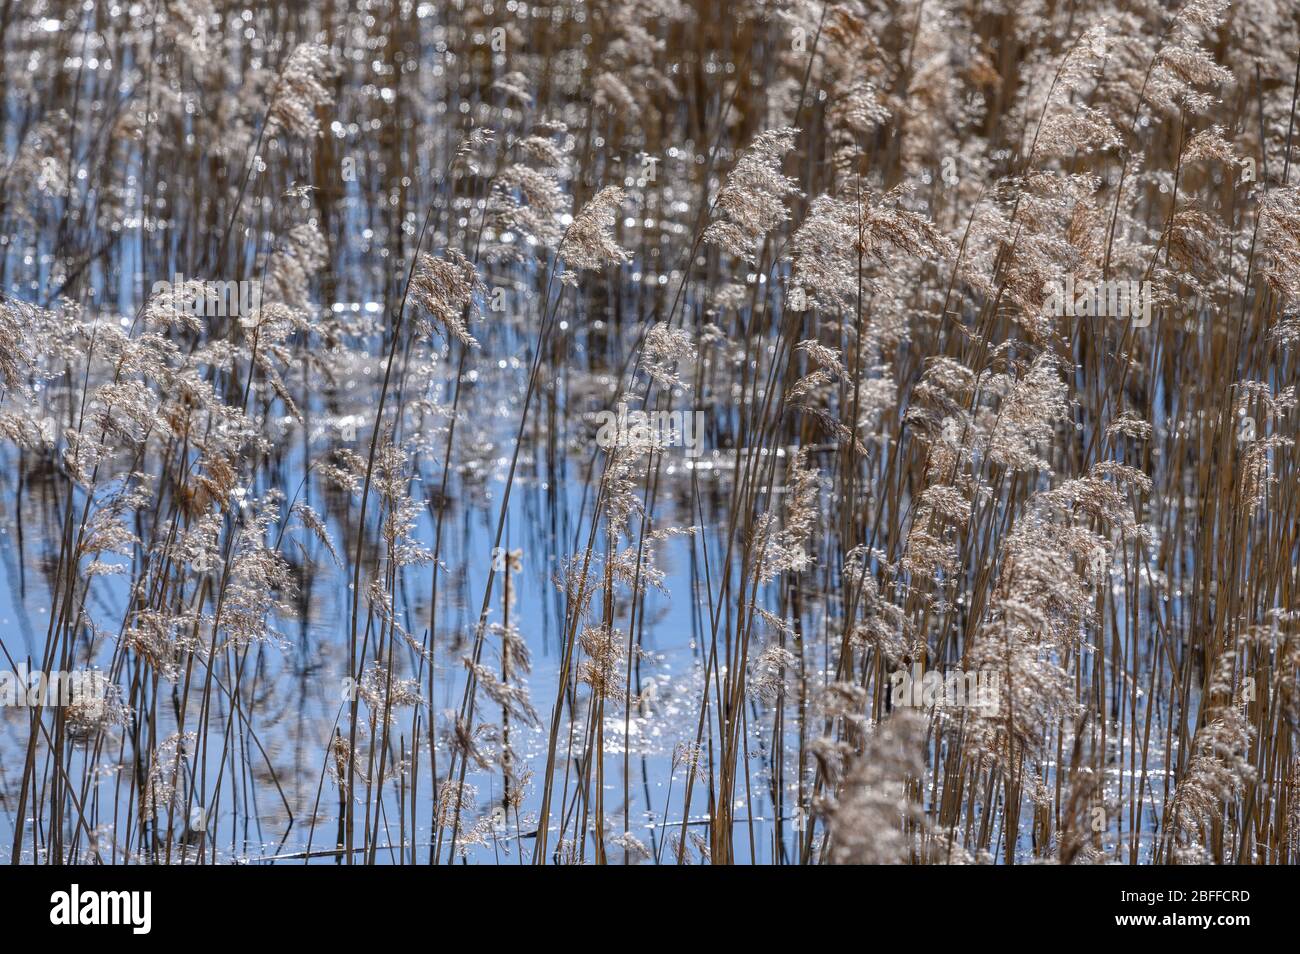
[0, 0, 1298, 865]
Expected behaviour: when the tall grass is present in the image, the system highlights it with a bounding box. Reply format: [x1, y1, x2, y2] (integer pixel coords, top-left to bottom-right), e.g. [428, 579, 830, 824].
[0, 0, 1298, 866]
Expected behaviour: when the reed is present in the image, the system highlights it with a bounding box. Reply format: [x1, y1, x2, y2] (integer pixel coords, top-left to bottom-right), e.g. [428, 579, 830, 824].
[0, 0, 1297, 866]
